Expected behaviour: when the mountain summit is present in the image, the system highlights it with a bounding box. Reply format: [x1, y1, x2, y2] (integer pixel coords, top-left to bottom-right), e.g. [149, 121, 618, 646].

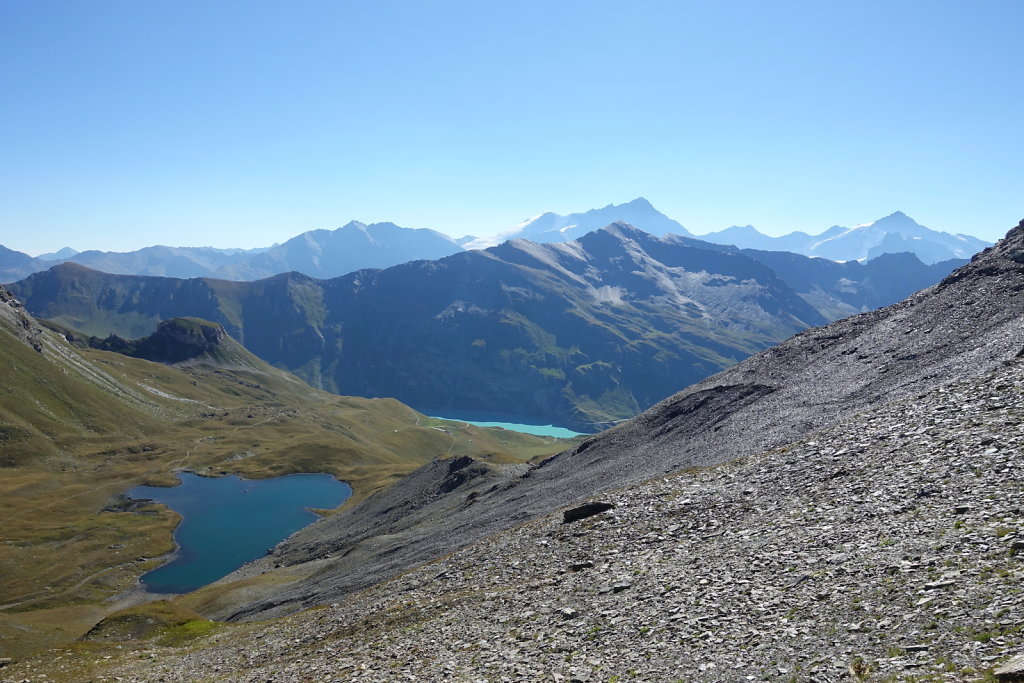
[463, 198, 692, 249]
[701, 210, 990, 263]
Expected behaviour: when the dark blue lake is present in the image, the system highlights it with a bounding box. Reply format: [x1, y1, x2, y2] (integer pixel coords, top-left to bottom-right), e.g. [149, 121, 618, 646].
[130, 471, 351, 594]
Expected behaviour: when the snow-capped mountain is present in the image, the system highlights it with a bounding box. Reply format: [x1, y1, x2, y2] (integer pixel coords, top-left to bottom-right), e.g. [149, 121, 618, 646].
[462, 197, 691, 249]
[700, 211, 990, 264]
[809, 211, 989, 263]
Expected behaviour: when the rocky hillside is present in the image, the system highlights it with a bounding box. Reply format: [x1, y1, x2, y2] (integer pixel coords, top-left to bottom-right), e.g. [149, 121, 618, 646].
[64, 317, 231, 364]
[12, 229, 1023, 681]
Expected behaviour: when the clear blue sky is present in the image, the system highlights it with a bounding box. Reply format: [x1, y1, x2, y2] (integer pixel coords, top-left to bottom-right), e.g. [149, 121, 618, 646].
[1, 0, 1021, 254]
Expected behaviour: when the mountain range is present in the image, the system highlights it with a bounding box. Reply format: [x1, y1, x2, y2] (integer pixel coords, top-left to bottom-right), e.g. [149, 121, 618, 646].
[8, 224, 968, 431]
[1, 217, 1020, 674]
[1, 201, 989, 282]
[464, 200, 989, 265]
[700, 210, 990, 264]
[187, 217, 1024, 635]
[0, 221, 462, 282]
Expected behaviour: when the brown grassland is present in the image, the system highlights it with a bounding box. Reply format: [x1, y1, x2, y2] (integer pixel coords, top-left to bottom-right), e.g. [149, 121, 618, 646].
[0, 315, 577, 661]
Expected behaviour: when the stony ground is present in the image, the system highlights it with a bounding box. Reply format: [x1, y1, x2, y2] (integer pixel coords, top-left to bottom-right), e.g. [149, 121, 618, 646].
[7, 358, 1023, 682]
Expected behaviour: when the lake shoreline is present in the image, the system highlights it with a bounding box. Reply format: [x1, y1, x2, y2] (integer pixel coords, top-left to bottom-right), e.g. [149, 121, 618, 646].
[127, 472, 351, 594]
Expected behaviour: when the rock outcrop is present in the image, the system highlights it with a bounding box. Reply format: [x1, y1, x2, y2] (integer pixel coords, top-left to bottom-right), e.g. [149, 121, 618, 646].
[88, 317, 231, 364]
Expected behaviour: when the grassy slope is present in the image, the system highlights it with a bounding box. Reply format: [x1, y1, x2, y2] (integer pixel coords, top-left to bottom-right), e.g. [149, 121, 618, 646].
[0, 308, 575, 660]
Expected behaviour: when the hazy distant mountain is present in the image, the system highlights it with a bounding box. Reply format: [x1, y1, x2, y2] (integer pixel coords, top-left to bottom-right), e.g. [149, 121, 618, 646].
[11, 224, 829, 431]
[4, 221, 462, 281]
[0, 245, 48, 282]
[733, 248, 968, 320]
[213, 221, 463, 280]
[69, 245, 255, 278]
[37, 246, 79, 261]
[7, 206, 991, 284]
[700, 211, 989, 264]
[700, 225, 845, 253]
[463, 197, 692, 249]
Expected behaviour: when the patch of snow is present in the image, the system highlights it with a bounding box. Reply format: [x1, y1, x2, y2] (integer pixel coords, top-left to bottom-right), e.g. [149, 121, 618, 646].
[592, 285, 625, 304]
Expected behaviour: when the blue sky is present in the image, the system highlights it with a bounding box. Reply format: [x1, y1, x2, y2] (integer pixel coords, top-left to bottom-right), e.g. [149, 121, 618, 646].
[1, 0, 1022, 254]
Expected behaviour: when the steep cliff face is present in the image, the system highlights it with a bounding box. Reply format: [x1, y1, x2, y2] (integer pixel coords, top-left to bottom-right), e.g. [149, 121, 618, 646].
[211, 219, 1024, 624]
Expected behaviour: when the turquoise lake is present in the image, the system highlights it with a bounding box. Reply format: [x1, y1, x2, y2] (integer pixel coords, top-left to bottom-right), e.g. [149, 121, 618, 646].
[422, 409, 587, 438]
[130, 472, 351, 594]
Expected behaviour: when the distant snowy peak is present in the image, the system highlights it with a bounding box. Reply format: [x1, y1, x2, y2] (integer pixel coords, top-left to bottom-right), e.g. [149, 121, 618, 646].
[463, 197, 690, 250]
[810, 211, 990, 263]
[700, 211, 990, 264]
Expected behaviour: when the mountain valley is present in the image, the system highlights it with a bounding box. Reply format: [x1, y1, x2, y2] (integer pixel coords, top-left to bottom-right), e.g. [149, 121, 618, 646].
[5, 219, 1022, 680]
[160, 218, 1024, 629]
[35, 345, 1023, 682]
[0, 289, 570, 660]
[0, 212, 1015, 678]
[6, 224, 966, 432]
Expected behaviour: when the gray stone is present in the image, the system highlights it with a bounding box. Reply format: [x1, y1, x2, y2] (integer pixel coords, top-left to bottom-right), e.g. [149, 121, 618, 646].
[995, 653, 1024, 682]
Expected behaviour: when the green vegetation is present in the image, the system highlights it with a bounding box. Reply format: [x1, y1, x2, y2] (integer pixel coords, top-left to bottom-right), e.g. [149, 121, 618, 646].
[0, 307, 572, 659]
[81, 600, 212, 644]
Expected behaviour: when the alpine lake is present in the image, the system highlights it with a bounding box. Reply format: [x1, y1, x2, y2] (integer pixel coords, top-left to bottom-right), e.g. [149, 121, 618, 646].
[130, 417, 580, 594]
[130, 472, 351, 594]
